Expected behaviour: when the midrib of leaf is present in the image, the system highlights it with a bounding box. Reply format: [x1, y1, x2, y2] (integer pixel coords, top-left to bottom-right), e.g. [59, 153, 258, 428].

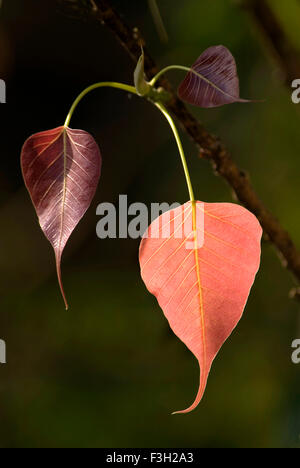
[192, 202, 206, 393]
[172, 202, 206, 415]
[55, 127, 69, 310]
[185, 67, 240, 102]
[58, 128, 68, 254]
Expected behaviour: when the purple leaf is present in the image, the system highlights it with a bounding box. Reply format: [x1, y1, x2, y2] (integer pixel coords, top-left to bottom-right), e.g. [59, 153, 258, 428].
[21, 126, 102, 309]
[178, 45, 250, 108]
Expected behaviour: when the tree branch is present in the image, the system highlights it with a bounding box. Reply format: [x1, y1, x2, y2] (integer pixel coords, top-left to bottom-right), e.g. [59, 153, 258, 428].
[57, 0, 300, 294]
[241, 0, 300, 86]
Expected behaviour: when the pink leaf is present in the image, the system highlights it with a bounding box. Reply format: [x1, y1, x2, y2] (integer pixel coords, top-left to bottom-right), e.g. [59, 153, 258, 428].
[178, 45, 250, 108]
[21, 126, 102, 309]
[139, 201, 262, 413]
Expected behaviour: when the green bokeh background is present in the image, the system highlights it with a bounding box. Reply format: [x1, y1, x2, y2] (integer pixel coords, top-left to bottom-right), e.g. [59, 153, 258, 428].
[0, 0, 300, 448]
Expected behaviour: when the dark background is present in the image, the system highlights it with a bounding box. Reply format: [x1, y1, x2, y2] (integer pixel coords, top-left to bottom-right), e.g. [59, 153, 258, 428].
[0, 0, 300, 448]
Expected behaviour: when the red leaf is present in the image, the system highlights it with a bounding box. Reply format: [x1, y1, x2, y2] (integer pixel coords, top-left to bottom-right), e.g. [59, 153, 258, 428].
[139, 201, 262, 413]
[178, 45, 250, 108]
[21, 126, 101, 309]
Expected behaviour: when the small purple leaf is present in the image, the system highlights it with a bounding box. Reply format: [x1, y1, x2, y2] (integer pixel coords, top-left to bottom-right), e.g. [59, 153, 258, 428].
[178, 45, 250, 108]
[21, 126, 102, 309]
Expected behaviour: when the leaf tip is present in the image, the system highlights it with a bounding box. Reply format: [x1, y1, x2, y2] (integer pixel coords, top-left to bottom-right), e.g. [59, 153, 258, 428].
[171, 410, 183, 416]
[170, 406, 197, 416]
[56, 253, 69, 310]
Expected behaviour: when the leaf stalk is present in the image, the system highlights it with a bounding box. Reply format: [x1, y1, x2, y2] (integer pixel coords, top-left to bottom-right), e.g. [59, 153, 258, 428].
[64, 82, 138, 127]
[64, 80, 195, 202]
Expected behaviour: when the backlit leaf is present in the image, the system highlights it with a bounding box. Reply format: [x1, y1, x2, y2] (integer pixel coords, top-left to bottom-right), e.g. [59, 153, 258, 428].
[178, 45, 250, 108]
[21, 126, 101, 309]
[139, 201, 262, 413]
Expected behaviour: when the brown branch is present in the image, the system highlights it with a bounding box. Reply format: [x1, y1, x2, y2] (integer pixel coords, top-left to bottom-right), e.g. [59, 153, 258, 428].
[241, 0, 300, 86]
[57, 0, 300, 294]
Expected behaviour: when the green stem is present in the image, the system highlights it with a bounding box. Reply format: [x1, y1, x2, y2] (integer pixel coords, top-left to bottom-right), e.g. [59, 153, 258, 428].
[63, 80, 195, 202]
[150, 65, 193, 87]
[154, 101, 195, 202]
[64, 82, 137, 127]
